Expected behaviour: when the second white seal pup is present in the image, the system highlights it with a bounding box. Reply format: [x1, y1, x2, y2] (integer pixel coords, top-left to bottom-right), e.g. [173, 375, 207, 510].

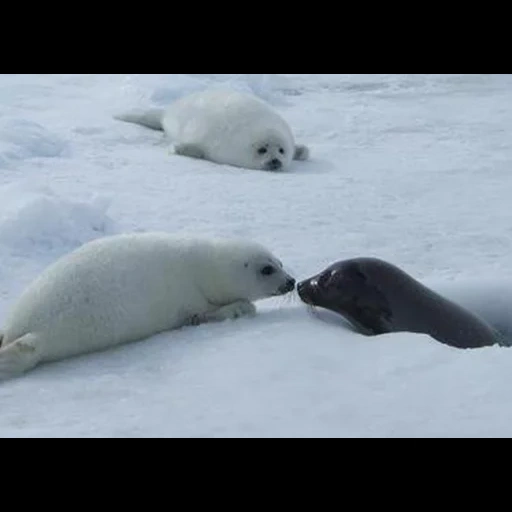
[115, 88, 310, 171]
[0, 233, 295, 380]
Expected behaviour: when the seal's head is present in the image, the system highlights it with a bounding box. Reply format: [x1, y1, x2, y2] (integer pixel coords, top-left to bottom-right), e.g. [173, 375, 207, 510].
[251, 131, 293, 172]
[297, 258, 394, 335]
[243, 251, 296, 299]
[204, 239, 296, 305]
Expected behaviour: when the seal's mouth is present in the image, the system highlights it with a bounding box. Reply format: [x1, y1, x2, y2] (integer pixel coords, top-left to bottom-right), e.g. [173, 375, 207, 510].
[263, 159, 284, 171]
[297, 279, 318, 304]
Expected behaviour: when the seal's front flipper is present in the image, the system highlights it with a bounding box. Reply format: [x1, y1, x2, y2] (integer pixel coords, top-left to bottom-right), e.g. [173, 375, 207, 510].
[189, 300, 256, 326]
[174, 143, 206, 160]
[0, 334, 42, 382]
[294, 144, 310, 161]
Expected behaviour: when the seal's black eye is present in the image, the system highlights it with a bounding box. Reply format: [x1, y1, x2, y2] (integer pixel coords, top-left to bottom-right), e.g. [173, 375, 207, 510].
[317, 272, 330, 287]
[261, 265, 276, 276]
[279, 147, 285, 154]
[258, 148, 267, 155]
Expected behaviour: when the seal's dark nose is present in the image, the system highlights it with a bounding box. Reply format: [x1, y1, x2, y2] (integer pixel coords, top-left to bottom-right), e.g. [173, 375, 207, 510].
[278, 278, 296, 294]
[267, 159, 282, 171]
[297, 280, 313, 303]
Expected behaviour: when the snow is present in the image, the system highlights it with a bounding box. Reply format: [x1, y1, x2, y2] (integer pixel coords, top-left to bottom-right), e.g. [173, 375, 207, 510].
[1, 74, 512, 438]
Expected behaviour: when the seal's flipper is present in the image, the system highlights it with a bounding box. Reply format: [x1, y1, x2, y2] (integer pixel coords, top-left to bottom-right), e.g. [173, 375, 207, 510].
[189, 300, 256, 326]
[294, 144, 310, 161]
[114, 109, 165, 131]
[0, 334, 43, 381]
[174, 143, 206, 160]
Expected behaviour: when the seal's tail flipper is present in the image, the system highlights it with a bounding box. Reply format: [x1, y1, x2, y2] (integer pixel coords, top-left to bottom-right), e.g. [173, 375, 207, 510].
[114, 109, 165, 131]
[0, 334, 42, 382]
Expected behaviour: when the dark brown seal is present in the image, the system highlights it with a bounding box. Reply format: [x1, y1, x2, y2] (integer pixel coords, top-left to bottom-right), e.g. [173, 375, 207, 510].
[297, 257, 506, 349]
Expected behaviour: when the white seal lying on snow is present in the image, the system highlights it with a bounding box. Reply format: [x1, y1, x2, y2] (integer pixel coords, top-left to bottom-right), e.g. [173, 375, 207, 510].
[0, 233, 295, 380]
[115, 89, 310, 171]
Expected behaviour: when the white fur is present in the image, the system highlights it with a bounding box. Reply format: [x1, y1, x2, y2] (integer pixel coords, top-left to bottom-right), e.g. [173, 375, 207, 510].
[0, 233, 294, 380]
[115, 89, 310, 171]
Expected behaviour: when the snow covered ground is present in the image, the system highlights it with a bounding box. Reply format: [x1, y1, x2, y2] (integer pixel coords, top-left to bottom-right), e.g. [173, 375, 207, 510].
[1, 74, 512, 438]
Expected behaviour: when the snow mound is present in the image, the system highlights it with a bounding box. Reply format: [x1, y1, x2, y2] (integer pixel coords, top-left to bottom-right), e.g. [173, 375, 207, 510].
[115, 74, 290, 112]
[0, 119, 68, 167]
[0, 182, 115, 253]
[192, 74, 291, 105]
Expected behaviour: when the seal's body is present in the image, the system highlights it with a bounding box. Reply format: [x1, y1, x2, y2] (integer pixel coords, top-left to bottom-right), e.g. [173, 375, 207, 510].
[298, 257, 503, 349]
[0, 233, 295, 380]
[115, 89, 309, 171]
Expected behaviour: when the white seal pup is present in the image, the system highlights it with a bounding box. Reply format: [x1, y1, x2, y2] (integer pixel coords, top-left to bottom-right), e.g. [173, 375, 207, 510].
[114, 89, 310, 171]
[0, 233, 296, 380]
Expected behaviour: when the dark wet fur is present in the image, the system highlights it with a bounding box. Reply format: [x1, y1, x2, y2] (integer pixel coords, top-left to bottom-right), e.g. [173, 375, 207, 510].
[298, 257, 503, 350]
